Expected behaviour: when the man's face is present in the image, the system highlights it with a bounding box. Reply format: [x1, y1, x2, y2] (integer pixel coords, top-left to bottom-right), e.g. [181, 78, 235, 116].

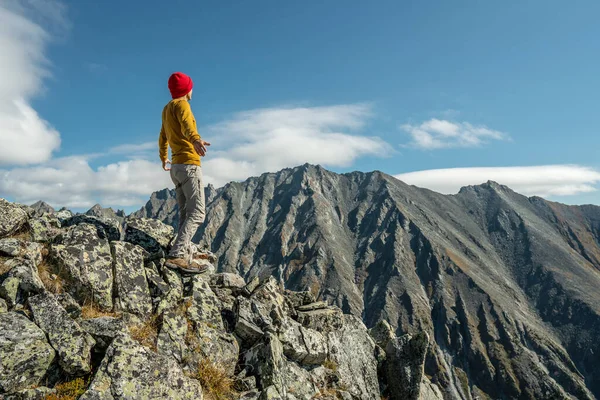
[187, 89, 193, 101]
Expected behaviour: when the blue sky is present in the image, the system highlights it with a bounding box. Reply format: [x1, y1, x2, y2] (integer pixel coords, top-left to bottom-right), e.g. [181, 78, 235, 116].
[1, 0, 600, 211]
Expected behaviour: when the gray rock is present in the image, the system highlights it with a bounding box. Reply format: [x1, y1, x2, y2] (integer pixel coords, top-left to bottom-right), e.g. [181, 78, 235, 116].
[124, 218, 174, 257]
[235, 317, 264, 347]
[51, 224, 113, 309]
[186, 274, 224, 330]
[62, 214, 122, 241]
[0, 199, 28, 239]
[244, 333, 286, 392]
[28, 214, 61, 243]
[327, 315, 380, 399]
[28, 292, 96, 375]
[279, 319, 309, 363]
[156, 265, 183, 315]
[80, 334, 204, 400]
[111, 241, 152, 317]
[210, 272, 246, 290]
[296, 307, 344, 332]
[186, 322, 239, 376]
[144, 260, 170, 297]
[420, 376, 444, 400]
[0, 312, 55, 394]
[56, 292, 81, 318]
[79, 317, 127, 351]
[242, 276, 260, 296]
[0, 298, 7, 313]
[296, 301, 328, 312]
[157, 308, 188, 363]
[30, 201, 55, 217]
[0, 258, 45, 307]
[284, 290, 315, 308]
[0, 239, 43, 266]
[55, 208, 73, 223]
[381, 332, 430, 400]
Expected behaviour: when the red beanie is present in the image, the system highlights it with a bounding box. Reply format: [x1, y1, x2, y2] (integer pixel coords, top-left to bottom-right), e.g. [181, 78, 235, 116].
[168, 72, 193, 99]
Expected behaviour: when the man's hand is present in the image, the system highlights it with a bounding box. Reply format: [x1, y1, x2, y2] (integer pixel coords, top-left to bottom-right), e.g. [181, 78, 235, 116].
[193, 140, 211, 157]
[162, 159, 171, 171]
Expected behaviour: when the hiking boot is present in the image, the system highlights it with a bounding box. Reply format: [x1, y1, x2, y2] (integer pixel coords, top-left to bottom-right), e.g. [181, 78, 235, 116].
[165, 257, 210, 274]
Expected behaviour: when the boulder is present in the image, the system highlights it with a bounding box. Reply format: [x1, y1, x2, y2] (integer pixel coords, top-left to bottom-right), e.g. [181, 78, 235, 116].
[144, 260, 170, 298]
[210, 272, 246, 291]
[296, 307, 344, 332]
[79, 317, 127, 351]
[156, 265, 183, 315]
[157, 308, 188, 363]
[62, 214, 121, 241]
[279, 318, 327, 366]
[385, 332, 430, 400]
[111, 241, 152, 317]
[51, 224, 113, 309]
[0, 258, 45, 307]
[186, 274, 224, 330]
[55, 208, 73, 223]
[56, 292, 82, 319]
[0, 199, 28, 239]
[244, 333, 286, 392]
[284, 290, 315, 308]
[0, 239, 43, 266]
[28, 292, 96, 375]
[0, 312, 55, 394]
[186, 322, 240, 377]
[28, 214, 61, 243]
[80, 334, 204, 400]
[327, 315, 380, 399]
[0, 298, 7, 313]
[124, 218, 173, 257]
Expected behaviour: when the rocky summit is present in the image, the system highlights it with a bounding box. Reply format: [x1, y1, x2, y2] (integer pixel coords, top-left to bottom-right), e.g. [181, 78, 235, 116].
[135, 164, 600, 400]
[0, 197, 438, 400]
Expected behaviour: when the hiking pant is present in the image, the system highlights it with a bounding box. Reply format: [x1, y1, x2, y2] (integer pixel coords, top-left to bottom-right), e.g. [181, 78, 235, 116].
[168, 164, 205, 258]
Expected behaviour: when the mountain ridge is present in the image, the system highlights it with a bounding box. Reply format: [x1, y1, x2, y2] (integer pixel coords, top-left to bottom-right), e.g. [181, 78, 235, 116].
[133, 164, 600, 399]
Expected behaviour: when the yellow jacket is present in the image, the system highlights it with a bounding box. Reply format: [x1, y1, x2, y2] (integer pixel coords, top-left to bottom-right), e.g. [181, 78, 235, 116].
[158, 99, 201, 165]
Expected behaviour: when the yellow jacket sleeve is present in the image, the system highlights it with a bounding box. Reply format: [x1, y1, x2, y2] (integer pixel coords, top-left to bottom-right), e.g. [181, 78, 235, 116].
[175, 101, 201, 142]
[158, 124, 168, 162]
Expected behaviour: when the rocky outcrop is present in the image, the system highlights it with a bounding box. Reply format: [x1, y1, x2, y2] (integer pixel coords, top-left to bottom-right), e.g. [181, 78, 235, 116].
[51, 223, 114, 309]
[80, 334, 204, 400]
[0, 312, 55, 393]
[0, 199, 28, 238]
[29, 292, 96, 375]
[135, 163, 594, 400]
[1, 200, 434, 399]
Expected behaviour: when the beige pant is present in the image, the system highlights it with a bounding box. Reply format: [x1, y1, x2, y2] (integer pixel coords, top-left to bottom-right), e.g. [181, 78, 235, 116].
[169, 164, 205, 258]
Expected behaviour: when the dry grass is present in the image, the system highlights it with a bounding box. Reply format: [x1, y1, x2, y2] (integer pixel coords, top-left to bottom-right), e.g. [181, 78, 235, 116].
[45, 377, 89, 400]
[194, 358, 236, 400]
[80, 301, 118, 319]
[9, 229, 31, 241]
[323, 359, 338, 372]
[129, 314, 160, 351]
[0, 257, 11, 275]
[38, 260, 65, 294]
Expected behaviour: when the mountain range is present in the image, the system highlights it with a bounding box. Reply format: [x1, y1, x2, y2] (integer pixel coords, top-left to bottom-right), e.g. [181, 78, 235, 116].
[120, 164, 599, 398]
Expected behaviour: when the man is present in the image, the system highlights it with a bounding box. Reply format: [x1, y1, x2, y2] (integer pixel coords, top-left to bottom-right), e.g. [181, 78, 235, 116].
[159, 72, 211, 273]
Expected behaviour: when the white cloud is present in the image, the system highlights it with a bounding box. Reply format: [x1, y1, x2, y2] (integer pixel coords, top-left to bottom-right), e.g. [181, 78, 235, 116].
[395, 165, 600, 197]
[0, 157, 172, 208]
[401, 118, 508, 149]
[0, 0, 65, 165]
[203, 104, 391, 186]
[0, 104, 390, 208]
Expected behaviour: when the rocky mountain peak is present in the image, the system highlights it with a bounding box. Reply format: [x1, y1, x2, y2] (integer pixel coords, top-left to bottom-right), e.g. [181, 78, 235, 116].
[134, 164, 600, 399]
